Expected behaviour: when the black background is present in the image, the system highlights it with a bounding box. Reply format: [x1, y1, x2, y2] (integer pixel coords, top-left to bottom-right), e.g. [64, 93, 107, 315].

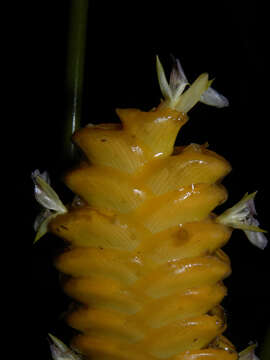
[23, 1, 269, 359]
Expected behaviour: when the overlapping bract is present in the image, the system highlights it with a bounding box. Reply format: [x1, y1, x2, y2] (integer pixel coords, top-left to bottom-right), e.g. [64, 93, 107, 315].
[48, 105, 238, 360]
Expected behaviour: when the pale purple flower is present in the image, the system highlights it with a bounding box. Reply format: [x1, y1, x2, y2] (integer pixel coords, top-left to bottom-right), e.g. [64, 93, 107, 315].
[156, 55, 229, 111]
[49, 334, 82, 360]
[217, 192, 267, 250]
[32, 169, 67, 243]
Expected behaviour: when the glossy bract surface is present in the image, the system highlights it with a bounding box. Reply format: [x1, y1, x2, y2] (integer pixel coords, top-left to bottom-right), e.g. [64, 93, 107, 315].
[48, 104, 237, 360]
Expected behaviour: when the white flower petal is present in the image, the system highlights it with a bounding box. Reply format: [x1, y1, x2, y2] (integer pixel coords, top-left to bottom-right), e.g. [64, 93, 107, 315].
[32, 169, 51, 184]
[200, 86, 229, 108]
[34, 212, 58, 244]
[32, 170, 67, 213]
[239, 344, 260, 360]
[33, 209, 52, 231]
[169, 57, 189, 102]
[244, 230, 268, 250]
[156, 55, 172, 101]
[49, 334, 82, 360]
[175, 73, 210, 113]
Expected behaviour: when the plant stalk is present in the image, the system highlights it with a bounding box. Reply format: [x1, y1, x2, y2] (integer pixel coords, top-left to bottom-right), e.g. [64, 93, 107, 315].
[260, 325, 270, 360]
[62, 0, 88, 166]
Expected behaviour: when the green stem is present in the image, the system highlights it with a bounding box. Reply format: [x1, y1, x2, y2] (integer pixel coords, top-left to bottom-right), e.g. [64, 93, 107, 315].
[62, 0, 88, 166]
[260, 325, 270, 360]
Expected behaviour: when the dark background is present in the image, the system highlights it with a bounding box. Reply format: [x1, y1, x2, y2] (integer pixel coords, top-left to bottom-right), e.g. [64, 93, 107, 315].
[24, 1, 269, 359]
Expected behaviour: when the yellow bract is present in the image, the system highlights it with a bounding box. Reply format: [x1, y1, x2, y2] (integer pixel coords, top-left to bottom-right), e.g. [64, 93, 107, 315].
[48, 104, 238, 360]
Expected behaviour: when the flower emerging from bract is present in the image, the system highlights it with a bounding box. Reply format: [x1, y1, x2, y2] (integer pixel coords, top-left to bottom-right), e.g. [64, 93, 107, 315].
[49, 334, 82, 360]
[216, 192, 267, 250]
[32, 170, 67, 243]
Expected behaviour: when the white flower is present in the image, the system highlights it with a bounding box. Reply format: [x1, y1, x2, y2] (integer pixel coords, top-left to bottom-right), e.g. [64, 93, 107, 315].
[156, 55, 229, 112]
[239, 343, 260, 360]
[32, 170, 67, 243]
[49, 334, 82, 360]
[216, 192, 268, 250]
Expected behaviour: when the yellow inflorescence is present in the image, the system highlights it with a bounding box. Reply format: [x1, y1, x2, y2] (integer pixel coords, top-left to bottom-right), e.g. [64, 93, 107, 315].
[49, 104, 237, 360]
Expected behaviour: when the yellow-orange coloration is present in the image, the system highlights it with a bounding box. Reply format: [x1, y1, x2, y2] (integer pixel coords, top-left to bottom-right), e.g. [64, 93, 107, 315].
[49, 104, 237, 360]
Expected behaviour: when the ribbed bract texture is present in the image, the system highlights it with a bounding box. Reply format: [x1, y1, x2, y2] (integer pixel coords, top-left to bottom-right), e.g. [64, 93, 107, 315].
[50, 106, 237, 360]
